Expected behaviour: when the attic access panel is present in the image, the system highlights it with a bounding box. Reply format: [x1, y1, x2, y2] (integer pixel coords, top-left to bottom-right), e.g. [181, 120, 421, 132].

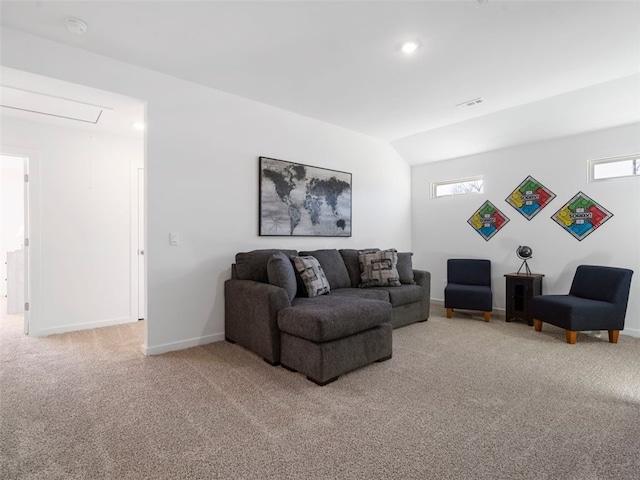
[0, 85, 104, 124]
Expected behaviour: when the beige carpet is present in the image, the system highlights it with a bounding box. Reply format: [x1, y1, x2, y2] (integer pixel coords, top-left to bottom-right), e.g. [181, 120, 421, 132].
[1, 303, 639, 480]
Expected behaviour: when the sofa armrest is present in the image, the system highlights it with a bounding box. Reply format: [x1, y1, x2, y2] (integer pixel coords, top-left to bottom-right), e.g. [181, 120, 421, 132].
[413, 269, 431, 321]
[224, 279, 291, 365]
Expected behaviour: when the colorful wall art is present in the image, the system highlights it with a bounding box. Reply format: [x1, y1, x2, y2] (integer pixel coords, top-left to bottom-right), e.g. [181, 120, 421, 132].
[467, 201, 510, 241]
[506, 175, 556, 220]
[551, 191, 613, 241]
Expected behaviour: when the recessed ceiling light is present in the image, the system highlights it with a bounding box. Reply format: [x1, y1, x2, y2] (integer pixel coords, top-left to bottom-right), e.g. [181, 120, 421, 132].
[65, 18, 88, 35]
[401, 42, 419, 54]
[133, 123, 145, 130]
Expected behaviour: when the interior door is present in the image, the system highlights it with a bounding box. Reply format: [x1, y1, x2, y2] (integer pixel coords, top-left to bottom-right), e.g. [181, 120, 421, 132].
[137, 168, 145, 320]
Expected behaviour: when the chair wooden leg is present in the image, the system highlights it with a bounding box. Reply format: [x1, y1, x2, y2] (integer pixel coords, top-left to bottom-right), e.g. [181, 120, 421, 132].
[608, 330, 619, 344]
[533, 319, 542, 332]
[483, 311, 490, 322]
[446, 308, 453, 319]
[565, 330, 577, 344]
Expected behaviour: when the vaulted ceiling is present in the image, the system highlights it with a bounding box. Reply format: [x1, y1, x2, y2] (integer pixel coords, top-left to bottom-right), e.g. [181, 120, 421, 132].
[1, 1, 639, 164]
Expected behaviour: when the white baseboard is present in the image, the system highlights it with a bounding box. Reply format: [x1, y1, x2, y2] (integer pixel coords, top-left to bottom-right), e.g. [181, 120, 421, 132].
[30, 316, 136, 337]
[430, 298, 506, 319]
[622, 327, 640, 338]
[144, 332, 225, 356]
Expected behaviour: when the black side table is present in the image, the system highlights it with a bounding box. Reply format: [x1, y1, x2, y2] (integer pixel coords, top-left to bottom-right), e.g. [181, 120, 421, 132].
[504, 273, 544, 326]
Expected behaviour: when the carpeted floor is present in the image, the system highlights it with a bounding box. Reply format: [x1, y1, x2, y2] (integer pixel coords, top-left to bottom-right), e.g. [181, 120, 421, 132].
[1, 302, 639, 480]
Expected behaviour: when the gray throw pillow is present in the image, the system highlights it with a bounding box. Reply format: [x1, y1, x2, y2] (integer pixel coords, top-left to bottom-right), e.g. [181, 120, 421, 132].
[358, 248, 401, 287]
[291, 255, 331, 297]
[397, 252, 416, 285]
[267, 252, 297, 301]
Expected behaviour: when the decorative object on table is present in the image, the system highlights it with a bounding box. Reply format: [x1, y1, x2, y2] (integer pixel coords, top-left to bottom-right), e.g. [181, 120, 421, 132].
[531, 265, 633, 344]
[467, 200, 510, 241]
[259, 156, 352, 237]
[516, 245, 533, 275]
[505, 176, 556, 220]
[551, 191, 613, 241]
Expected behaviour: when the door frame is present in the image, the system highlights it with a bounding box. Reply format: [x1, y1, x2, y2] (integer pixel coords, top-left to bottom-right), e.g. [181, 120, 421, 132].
[1, 145, 39, 335]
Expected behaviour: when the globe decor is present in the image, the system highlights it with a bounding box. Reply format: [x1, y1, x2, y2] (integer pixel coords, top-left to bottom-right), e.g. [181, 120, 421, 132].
[551, 191, 613, 241]
[505, 175, 556, 220]
[467, 200, 510, 241]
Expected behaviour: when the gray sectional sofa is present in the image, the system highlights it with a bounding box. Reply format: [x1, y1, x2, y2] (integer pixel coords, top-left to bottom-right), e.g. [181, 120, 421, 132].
[224, 248, 431, 385]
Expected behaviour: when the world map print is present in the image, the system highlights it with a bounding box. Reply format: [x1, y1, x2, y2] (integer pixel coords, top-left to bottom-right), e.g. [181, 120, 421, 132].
[506, 176, 556, 220]
[551, 191, 613, 241]
[467, 200, 510, 241]
[259, 157, 352, 236]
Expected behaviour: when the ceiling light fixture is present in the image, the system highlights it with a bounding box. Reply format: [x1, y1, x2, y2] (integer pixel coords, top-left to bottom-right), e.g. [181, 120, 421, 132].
[401, 42, 419, 54]
[65, 18, 88, 35]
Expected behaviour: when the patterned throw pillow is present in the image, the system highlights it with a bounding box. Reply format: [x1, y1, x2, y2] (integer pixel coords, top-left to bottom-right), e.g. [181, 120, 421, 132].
[358, 248, 401, 287]
[291, 255, 331, 298]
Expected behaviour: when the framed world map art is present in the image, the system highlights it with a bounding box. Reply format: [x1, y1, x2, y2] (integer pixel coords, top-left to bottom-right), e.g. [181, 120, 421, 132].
[259, 157, 352, 236]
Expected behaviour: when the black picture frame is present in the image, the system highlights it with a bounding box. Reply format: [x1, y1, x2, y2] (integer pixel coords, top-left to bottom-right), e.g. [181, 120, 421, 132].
[259, 156, 352, 237]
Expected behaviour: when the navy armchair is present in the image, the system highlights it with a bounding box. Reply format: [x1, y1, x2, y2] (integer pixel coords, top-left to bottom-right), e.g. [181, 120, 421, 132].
[445, 259, 492, 322]
[532, 265, 633, 344]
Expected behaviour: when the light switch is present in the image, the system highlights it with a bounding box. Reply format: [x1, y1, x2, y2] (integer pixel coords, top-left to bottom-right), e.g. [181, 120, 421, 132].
[169, 232, 179, 246]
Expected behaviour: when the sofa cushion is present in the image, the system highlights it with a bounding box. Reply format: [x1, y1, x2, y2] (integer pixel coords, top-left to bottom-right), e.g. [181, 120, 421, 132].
[267, 252, 297, 301]
[292, 255, 331, 297]
[299, 249, 351, 290]
[373, 285, 423, 307]
[330, 287, 391, 303]
[236, 249, 298, 283]
[339, 249, 361, 288]
[397, 252, 416, 285]
[359, 249, 401, 287]
[278, 296, 391, 342]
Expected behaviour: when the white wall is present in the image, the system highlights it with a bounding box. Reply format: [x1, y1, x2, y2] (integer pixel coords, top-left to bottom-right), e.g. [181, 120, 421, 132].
[1, 117, 143, 335]
[0, 155, 24, 296]
[412, 123, 640, 336]
[0, 29, 413, 353]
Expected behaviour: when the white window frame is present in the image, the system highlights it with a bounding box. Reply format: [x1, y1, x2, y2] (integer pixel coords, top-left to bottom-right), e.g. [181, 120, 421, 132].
[588, 153, 640, 182]
[431, 175, 484, 198]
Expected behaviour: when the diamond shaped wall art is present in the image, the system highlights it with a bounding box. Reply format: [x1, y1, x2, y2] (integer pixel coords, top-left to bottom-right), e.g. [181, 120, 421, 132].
[467, 200, 510, 241]
[551, 191, 613, 241]
[506, 175, 556, 220]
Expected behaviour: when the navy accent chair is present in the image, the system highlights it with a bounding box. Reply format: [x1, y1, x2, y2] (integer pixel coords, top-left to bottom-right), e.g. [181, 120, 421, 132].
[445, 259, 492, 322]
[531, 265, 633, 344]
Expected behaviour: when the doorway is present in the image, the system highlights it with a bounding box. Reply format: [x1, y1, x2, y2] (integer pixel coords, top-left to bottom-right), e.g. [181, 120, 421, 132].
[0, 153, 28, 334]
[1, 67, 146, 344]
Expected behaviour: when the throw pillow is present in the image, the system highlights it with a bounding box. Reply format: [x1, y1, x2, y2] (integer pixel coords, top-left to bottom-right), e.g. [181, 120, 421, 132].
[397, 252, 416, 285]
[267, 252, 297, 301]
[358, 248, 401, 287]
[291, 255, 331, 298]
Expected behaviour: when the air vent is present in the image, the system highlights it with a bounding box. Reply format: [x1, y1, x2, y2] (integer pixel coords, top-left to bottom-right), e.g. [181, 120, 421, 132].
[456, 97, 485, 109]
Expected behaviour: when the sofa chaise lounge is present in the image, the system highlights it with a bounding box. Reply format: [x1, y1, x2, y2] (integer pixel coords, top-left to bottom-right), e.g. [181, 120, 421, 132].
[224, 248, 431, 385]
